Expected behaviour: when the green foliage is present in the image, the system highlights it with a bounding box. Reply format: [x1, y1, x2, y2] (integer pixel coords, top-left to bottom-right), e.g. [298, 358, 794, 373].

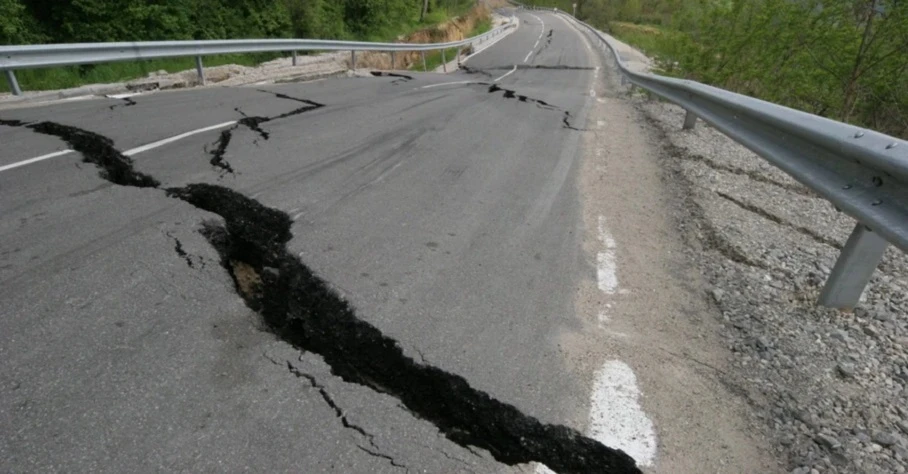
[1, 0, 485, 92]
[529, 0, 908, 137]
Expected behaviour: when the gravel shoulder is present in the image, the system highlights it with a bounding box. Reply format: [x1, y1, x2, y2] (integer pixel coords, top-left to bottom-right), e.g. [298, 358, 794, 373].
[635, 84, 908, 474]
[569, 22, 782, 473]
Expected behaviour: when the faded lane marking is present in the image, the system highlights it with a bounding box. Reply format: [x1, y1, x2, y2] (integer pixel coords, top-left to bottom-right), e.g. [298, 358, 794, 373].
[418, 81, 481, 90]
[597, 215, 618, 293]
[589, 361, 658, 467]
[0, 149, 74, 173]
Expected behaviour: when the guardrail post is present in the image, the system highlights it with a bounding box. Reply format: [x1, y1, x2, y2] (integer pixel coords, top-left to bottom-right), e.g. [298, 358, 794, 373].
[818, 224, 888, 309]
[391, 51, 396, 69]
[292, 51, 298, 66]
[457, 47, 463, 67]
[195, 56, 206, 85]
[442, 49, 447, 73]
[351, 51, 356, 70]
[421, 51, 427, 72]
[4, 70, 22, 96]
[683, 110, 698, 130]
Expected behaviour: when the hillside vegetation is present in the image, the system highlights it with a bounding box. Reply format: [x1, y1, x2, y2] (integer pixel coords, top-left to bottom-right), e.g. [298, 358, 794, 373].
[0, 0, 479, 91]
[524, 0, 907, 138]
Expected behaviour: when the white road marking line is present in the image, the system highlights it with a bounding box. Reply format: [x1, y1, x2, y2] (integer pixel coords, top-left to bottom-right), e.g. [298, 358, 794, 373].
[597, 215, 618, 294]
[524, 14, 545, 63]
[0, 150, 74, 173]
[418, 81, 481, 90]
[589, 360, 658, 467]
[1, 120, 238, 174]
[122, 121, 237, 156]
[105, 92, 143, 100]
[494, 65, 518, 82]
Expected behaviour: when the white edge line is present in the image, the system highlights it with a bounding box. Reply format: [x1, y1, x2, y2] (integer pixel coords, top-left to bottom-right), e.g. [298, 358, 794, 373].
[0, 150, 74, 173]
[494, 65, 518, 82]
[123, 121, 237, 156]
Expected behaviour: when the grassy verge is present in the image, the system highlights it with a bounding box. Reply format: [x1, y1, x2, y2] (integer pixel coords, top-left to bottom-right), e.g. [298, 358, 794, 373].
[1, 6, 481, 94]
[414, 16, 493, 72]
[1, 52, 283, 94]
[607, 22, 691, 75]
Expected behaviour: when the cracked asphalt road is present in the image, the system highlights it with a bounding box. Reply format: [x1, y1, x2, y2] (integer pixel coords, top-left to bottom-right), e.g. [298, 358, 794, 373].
[0, 9, 662, 473]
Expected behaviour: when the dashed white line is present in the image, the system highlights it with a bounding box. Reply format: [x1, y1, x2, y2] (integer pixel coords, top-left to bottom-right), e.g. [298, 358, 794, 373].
[524, 13, 546, 64]
[0, 150, 74, 173]
[597, 215, 618, 294]
[122, 121, 237, 156]
[1, 121, 238, 174]
[494, 65, 518, 82]
[588, 361, 658, 467]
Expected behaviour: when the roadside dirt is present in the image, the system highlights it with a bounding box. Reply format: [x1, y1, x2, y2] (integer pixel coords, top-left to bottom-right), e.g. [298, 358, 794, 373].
[562, 23, 785, 473]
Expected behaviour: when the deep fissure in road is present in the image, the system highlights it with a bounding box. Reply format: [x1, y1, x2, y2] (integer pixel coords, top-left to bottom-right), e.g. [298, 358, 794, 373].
[4, 115, 638, 473]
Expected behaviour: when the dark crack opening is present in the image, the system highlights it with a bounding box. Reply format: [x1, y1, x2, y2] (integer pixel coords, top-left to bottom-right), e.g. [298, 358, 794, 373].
[370, 71, 414, 84]
[165, 231, 195, 268]
[25, 121, 159, 188]
[207, 129, 236, 175]
[4, 117, 639, 474]
[168, 183, 640, 474]
[109, 97, 137, 111]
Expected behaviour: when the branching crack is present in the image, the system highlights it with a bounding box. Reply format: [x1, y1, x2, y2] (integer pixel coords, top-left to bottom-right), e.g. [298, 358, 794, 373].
[715, 191, 843, 250]
[460, 65, 494, 78]
[484, 84, 588, 131]
[6, 117, 640, 474]
[203, 93, 324, 175]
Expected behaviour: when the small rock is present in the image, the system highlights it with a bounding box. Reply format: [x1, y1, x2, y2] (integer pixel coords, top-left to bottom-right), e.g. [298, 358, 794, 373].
[830, 330, 848, 342]
[897, 420, 908, 435]
[790, 467, 810, 474]
[837, 363, 856, 378]
[874, 311, 894, 322]
[892, 444, 908, 460]
[863, 325, 880, 337]
[711, 288, 725, 303]
[817, 433, 841, 450]
[872, 431, 897, 446]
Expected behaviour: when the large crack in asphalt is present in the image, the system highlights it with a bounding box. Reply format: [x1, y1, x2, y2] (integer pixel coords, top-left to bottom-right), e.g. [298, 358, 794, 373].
[3, 116, 639, 473]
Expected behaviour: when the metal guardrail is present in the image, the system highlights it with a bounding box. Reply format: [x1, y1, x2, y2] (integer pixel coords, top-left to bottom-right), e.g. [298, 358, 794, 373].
[0, 23, 516, 95]
[518, 3, 907, 309]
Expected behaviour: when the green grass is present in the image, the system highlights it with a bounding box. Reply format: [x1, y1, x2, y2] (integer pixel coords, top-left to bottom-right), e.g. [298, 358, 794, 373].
[1, 52, 281, 94]
[607, 22, 692, 75]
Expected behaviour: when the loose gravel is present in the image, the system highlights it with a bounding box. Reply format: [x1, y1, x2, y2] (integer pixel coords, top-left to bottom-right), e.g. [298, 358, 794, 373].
[635, 96, 908, 473]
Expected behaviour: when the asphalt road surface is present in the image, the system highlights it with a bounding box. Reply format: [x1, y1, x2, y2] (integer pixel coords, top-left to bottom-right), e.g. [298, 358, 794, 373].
[1, 9, 778, 474]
